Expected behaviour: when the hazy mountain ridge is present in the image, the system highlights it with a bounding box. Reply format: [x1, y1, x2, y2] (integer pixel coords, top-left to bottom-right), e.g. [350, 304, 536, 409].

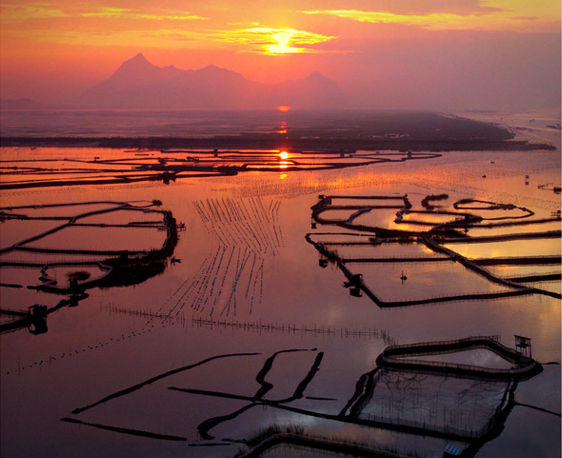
[79, 53, 352, 109]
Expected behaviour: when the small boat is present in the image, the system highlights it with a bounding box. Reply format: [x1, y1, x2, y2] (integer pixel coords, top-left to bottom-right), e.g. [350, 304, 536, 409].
[400, 271, 407, 281]
[171, 257, 181, 264]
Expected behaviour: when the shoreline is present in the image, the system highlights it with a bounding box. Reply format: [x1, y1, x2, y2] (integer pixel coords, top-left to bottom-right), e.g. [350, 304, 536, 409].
[0, 135, 555, 151]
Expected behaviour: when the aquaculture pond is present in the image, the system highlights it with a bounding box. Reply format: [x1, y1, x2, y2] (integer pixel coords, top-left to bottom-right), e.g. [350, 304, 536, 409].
[1, 124, 560, 458]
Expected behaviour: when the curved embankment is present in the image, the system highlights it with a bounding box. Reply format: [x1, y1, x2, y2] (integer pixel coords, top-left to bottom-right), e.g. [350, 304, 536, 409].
[0, 151, 443, 191]
[376, 336, 542, 379]
[237, 432, 411, 458]
[173, 348, 324, 440]
[423, 237, 560, 300]
[311, 195, 476, 237]
[235, 338, 541, 457]
[307, 193, 561, 305]
[91, 210, 178, 290]
[453, 199, 535, 220]
[312, 195, 559, 237]
[0, 170, 225, 191]
[70, 352, 261, 415]
[12, 209, 177, 294]
[421, 193, 449, 210]
[304, 233, 535, 307]
[0, 206, 178, 333]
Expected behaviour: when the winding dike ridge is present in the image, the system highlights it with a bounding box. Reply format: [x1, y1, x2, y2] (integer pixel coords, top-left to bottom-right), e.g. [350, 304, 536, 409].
[376, 336, 542, 379]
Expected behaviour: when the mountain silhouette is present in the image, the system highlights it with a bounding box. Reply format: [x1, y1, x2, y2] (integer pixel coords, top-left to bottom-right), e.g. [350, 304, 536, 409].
[79, 54, 351, 109]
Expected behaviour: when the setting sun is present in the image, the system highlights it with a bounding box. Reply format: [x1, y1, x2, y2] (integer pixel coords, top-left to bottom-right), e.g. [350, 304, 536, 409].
[267, 32, 297, 54]
[279, 151, 289, 160]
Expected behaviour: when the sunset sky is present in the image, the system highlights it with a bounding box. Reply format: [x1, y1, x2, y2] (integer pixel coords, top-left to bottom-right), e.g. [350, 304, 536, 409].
[1, 0, 560, 110]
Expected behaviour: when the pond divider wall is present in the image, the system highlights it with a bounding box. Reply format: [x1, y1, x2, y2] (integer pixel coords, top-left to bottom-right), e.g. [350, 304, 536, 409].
[0, 203, 178, 333]
[237, 432, 411, 458]
[376, 336, 542, 379]
[306, 233, 535, 307]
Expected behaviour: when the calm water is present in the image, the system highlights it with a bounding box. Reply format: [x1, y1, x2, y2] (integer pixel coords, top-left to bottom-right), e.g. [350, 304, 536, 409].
[0, 109, 413, 137]
[0, 113, 560, 458]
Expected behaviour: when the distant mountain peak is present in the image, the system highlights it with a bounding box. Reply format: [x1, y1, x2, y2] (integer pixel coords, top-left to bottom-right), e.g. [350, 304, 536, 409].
[305, 71, 329, 82]
[119, 53, 156, 71]
[199, 64, 234, 74]
[80, 54, 352, 109]
[130, 52, 148, 62]
[194, 64, 247, 83]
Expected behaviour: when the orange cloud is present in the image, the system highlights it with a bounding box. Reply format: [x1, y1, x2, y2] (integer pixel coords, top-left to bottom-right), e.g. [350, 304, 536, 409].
[1, 3, 70, 22]
[299, 7, 560, 32]
[79, 7, 207, 21]
[0, 2, 337, 56]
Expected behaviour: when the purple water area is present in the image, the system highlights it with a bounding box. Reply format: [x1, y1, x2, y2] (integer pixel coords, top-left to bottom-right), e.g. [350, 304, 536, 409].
[1, 112, 560, 458]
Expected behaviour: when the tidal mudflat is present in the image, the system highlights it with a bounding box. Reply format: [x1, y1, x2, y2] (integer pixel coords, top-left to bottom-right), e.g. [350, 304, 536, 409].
[0, 112, 560, 458]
